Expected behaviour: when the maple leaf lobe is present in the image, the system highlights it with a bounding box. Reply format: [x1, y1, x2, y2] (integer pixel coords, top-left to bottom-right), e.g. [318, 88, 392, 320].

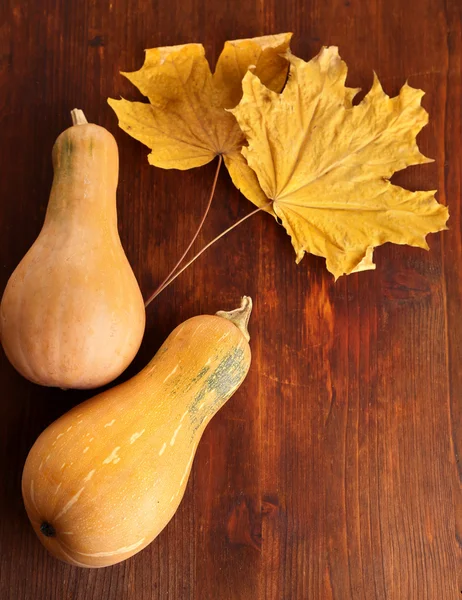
[231, 46, 449, 278]
[108, 33, 292, 180]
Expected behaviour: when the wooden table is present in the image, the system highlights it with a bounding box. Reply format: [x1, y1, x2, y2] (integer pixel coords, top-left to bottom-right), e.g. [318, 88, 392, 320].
[0, 0, 460, 598]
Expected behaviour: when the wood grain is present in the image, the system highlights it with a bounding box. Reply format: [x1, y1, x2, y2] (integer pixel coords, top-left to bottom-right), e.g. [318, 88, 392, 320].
[0, 0, 460, 598]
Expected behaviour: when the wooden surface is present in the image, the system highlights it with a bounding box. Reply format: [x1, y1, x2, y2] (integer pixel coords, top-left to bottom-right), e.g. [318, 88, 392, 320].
[0, 0, 460, 598]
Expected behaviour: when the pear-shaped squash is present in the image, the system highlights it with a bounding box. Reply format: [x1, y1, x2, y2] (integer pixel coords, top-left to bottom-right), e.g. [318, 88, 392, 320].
[22, 298, 252, 568]
[0, 110, 145, 389]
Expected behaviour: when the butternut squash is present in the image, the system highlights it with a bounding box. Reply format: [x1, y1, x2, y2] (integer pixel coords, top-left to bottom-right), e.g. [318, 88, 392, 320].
[22, 297, 252, 568]
[0, 109, 145, 389]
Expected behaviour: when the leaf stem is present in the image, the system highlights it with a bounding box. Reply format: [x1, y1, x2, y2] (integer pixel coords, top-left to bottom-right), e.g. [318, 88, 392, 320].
[146, 205, 265, 305]
[144, 155, 222, 308]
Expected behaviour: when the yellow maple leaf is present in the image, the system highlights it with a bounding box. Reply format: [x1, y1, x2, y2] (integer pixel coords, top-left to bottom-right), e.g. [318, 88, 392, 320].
[231, 46, 449, 278]
[108, 33, 292, 206]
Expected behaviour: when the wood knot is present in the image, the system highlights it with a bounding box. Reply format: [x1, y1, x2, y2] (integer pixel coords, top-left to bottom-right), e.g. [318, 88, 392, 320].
[227, 496, 261, 551]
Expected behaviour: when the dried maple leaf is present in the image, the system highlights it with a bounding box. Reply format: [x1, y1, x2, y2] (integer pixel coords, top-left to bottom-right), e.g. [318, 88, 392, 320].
[108, 33, 292, 205]
[231, 46, 449, 278]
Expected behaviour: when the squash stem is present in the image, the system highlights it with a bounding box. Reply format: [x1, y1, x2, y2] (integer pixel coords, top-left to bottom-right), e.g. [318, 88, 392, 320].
[144, 155, 223, 308]
[216, 296, 252, 342]
[71, 109, 88, 125]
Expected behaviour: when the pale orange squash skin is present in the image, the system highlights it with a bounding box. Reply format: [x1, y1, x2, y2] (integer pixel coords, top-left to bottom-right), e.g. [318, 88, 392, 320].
[22, 310, 251, 568]
[0, 113, 145, 389]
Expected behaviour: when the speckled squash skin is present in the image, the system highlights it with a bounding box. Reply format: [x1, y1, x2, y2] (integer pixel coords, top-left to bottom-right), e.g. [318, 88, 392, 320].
[0, 110, 145, 389]
[21, 303, 252, 568]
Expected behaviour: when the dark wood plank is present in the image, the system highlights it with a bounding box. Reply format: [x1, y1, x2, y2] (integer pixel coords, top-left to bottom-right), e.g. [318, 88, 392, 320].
[441, 0, 462, 595]
[0, 0, 460, 599]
